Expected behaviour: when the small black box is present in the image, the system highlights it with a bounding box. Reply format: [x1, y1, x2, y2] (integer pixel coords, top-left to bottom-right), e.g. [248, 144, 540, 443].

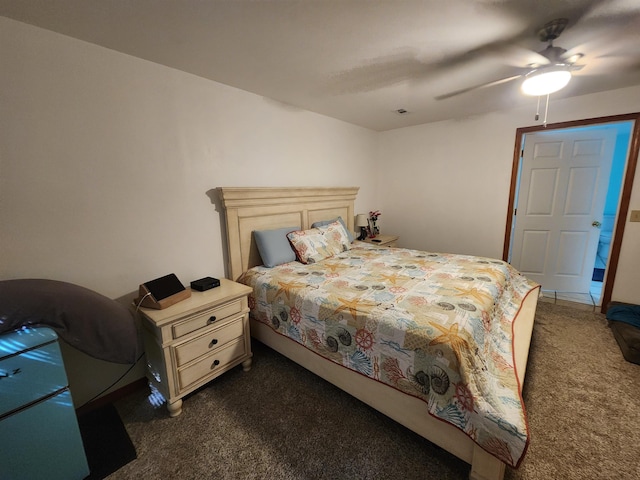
[190, 276, 220, 292]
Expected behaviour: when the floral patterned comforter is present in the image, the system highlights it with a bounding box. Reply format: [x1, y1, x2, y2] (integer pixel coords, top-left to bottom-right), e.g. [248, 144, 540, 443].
[239, 244, 539, 467]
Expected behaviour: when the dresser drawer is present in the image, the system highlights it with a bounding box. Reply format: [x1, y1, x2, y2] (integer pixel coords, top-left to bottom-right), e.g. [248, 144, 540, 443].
[172, 299, 243, 339]
[173, 316, 245, 367]
[177, 339, 247, 391]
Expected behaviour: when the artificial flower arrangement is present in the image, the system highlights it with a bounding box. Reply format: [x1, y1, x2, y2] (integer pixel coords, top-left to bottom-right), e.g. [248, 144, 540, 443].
[368, 210, 381, 238]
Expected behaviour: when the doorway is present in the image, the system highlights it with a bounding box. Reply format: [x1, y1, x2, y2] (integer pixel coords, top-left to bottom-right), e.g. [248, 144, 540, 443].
[503, 113, 640, 312]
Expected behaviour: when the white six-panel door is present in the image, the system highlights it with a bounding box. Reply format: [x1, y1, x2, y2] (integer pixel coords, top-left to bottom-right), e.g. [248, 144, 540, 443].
[510, 127, 616, 293]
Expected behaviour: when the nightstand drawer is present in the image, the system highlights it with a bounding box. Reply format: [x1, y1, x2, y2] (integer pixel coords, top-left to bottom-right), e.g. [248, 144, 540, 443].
[173, 316, 245, 367]
[177, 338, 247, 391]
[172, 299, 243, 339]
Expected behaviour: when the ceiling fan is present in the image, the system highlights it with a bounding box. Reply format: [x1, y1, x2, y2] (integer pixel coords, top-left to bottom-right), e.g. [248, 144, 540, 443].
[435, 18, 585, 100]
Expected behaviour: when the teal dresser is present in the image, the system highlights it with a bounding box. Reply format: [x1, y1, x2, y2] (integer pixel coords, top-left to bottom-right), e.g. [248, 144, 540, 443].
[0, 327, 89, 480]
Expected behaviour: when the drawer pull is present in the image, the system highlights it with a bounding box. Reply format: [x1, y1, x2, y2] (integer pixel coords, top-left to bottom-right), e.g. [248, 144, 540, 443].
[212, 359, 220, 368]
[207, 316, 217, 324]
[209, 338, 218, 348]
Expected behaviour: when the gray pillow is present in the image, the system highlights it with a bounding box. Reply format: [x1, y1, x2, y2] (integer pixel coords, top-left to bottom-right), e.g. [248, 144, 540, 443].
[311, 216, 354, 242]
[254, 226, 300, 267]
[0, 279, 140, 364]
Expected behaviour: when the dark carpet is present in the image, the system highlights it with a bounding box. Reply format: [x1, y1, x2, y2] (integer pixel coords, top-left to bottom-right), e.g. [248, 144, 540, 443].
[109, 301, 640, 479]
[78, 404, 137, 480]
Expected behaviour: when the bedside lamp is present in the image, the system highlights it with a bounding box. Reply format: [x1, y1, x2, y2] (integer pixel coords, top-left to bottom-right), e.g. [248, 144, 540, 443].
[355, 214, 368, 241]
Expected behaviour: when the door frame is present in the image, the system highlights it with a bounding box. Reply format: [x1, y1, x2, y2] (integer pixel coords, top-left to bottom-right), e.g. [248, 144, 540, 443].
[503, 112, 640, 312]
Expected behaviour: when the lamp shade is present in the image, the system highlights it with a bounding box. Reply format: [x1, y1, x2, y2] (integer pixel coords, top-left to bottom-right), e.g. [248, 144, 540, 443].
[521, 67, 572, 96]
[355, 214, 368, 227]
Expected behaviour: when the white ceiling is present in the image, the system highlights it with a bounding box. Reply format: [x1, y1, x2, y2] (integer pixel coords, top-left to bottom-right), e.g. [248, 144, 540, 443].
[2, 0, 640, 131]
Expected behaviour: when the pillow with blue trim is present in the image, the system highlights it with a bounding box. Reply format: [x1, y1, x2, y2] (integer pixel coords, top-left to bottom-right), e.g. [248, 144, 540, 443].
[287, 220, 351, 264]
[311, 216, 354, 243]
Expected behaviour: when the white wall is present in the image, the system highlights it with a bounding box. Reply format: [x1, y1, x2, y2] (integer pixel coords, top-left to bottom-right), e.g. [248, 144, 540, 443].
[377, 86, 640, 304]
[0, 18, 377, 405]
[0, 18, 377, 297]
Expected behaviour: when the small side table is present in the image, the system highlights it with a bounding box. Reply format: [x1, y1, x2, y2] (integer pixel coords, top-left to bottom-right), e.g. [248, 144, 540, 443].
[138, 279, 253, 417]
[362, 234, 400, 247]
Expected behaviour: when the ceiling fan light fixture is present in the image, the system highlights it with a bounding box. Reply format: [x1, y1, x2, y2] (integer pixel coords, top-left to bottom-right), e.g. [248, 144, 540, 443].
[521, 67, 572, 96]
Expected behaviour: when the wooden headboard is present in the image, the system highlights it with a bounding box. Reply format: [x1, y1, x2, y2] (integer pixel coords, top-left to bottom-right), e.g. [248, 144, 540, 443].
[218, 187, 359, 280]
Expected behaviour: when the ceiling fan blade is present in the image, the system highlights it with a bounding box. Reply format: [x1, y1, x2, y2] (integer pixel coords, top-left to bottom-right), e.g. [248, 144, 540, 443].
[511, 48, 550, 69]
[434, 74, 522, 100]
[324, 50, 428, 94]
[578, 56, 640, 76]
[425, 31, 531, 74]
[577, 0, 640, 26]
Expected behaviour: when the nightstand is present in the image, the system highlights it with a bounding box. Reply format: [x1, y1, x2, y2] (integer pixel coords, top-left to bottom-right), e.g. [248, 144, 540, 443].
[138, 279, 253, 417]
[362, 234, 399, 247]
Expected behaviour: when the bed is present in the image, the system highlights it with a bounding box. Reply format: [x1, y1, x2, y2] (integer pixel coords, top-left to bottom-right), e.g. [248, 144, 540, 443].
[219, 186, 540, 480]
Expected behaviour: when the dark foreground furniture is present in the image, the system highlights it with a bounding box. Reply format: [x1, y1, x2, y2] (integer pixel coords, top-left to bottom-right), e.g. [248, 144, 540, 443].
[607, 304, 640, 365]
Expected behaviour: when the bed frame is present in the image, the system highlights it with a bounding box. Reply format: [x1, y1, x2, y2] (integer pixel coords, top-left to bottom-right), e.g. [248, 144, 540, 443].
[219, 186, 538, 480]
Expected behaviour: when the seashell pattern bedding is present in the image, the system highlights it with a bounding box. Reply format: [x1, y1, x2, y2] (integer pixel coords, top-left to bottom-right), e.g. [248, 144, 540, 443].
[239, 243, 539, 467]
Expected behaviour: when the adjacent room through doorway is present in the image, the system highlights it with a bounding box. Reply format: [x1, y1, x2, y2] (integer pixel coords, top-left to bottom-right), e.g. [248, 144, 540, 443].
[505, 117, 635, 310]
